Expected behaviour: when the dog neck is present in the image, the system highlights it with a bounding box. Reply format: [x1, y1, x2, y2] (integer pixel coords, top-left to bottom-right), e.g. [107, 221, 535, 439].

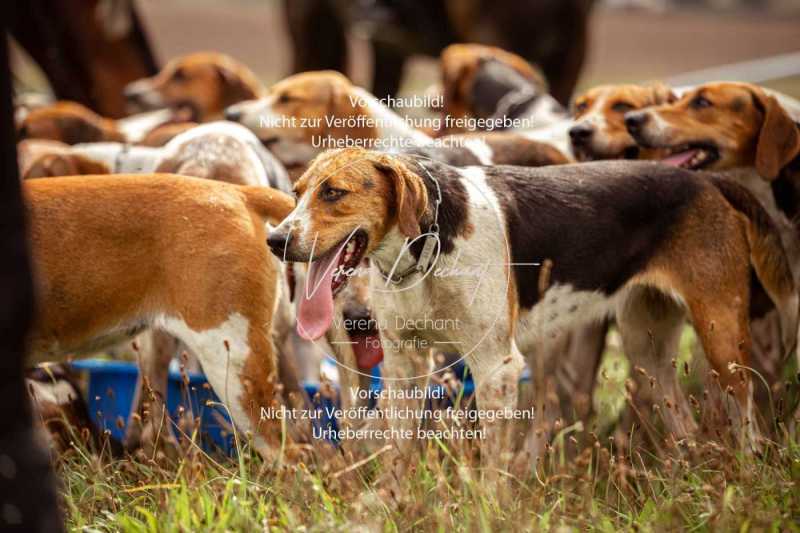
[369, 158, 473, 285]
[370, 225, 421, 285]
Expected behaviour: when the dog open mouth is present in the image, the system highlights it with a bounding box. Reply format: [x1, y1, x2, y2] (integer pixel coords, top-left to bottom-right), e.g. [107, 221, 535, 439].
[343, 306, 384, 370]
[297, 231, 369, 341]
[660, 142, 719, 170]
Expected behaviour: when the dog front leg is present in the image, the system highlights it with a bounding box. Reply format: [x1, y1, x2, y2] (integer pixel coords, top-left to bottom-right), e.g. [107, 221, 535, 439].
[379, 335, 429, 479]
[469, 342, 526, 479]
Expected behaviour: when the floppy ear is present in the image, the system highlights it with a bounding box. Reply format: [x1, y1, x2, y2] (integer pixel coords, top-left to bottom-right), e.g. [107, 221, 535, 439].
[441, 55, 473, 110]
[373, 156, 429, 239]
[648, 82, 677, 105]
[216, 65, 258, 104]
[751, 90, 800, 180]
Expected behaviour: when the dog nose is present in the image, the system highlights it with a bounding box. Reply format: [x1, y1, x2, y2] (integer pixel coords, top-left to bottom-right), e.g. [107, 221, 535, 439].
[568, 123, 594, 144]
[624, 112, 649, 136]
[224, 107, 241, 122]
[266, 231, 289, 257]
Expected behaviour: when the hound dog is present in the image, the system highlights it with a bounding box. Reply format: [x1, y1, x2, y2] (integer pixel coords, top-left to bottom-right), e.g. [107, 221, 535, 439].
[266, 147, 797, 471]
[436, 44, 576, 157]
[124, 52, 265, 122]
[439, 44, 567, 135]
[225, 70, 569, 168]
[18, 101, 188, 145]
[625, 82, 800, 399]
[24, 174, 295, 460]
[20, 121, 292, 192]
[19, 122, 300, 451]
[569, 83, 677, 161]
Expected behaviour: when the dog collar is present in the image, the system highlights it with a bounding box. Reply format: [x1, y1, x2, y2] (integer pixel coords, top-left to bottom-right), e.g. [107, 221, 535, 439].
[113, 143, 131, 174]
[376, 157, 442, 285]
[490, 88, 539, 122]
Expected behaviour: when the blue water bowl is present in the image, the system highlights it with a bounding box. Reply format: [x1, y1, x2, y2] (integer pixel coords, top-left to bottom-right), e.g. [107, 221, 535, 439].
[366, 360, 530, 407]
[70, 359, 235, 454]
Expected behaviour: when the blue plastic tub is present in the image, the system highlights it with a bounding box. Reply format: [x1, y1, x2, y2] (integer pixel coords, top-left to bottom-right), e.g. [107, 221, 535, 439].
[70, 359, 235, 453]
[71, 359, 348, 452]
[70, 358, 531, 450]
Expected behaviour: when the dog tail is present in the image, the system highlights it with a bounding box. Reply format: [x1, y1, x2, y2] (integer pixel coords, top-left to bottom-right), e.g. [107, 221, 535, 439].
[239, 186, 296, 225]
[711, 176, 799, 358]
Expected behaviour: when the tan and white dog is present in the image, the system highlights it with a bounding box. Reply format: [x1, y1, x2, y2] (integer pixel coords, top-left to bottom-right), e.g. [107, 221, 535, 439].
[569, 83, 677, 161]
[625, 82, 800, 400]
[124, 52, 265, 122]
[20, 121, 292, 192]
[25, 174, 295, 459]
[266, 148, 797, 473]
[225, 70, 431, 166]
[19, 122, 302, 451]
[18, 101, 188, 145]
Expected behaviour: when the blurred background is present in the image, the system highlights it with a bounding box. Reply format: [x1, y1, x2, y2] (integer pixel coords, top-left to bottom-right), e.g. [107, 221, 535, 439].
[10, 0, 800, 109]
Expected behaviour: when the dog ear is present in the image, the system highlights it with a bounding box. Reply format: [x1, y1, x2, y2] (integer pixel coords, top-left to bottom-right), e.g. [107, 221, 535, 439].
[648, 82, 677, 105]
[750, 90, 800, 180]
[441, 53, 474, 116]
[373, 156, 428, 239]
[216, 65, 258, 106]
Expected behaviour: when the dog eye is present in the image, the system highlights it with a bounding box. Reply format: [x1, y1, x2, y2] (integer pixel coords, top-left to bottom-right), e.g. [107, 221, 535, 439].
[611, 101, 634, 113]
[321, 186, 348, 202]
[277, 93, 293, 104]
[691, 96, 712, 109]
[172, 67, 186, 82]
[574, 101, 588, 114]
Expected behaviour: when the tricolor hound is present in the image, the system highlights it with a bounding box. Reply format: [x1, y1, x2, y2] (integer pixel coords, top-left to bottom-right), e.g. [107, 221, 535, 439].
[266, 147, 797, 470]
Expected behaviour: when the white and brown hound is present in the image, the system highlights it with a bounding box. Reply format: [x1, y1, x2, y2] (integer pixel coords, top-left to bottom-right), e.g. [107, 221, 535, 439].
[20, 121, 292, 192]
[625, 82, 800, 404]
[24, 174, 295, 460]
[266, 147, 797, 472]
[18, 101, 189, 145]
[124, 52, 265, 122]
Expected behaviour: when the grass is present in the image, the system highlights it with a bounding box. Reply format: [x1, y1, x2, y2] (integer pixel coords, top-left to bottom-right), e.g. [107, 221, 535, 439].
[55, 329, 800, 531]
[57, 421, 800, 531]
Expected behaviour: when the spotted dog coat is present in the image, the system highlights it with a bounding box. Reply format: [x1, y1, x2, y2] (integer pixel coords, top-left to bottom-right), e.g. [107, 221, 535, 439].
[268, 148, 798, 470]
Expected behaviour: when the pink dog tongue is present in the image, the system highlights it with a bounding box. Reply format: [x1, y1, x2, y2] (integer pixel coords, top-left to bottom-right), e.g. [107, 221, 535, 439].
[662, 149, 697, 167]
[297, 243, 346, 340]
